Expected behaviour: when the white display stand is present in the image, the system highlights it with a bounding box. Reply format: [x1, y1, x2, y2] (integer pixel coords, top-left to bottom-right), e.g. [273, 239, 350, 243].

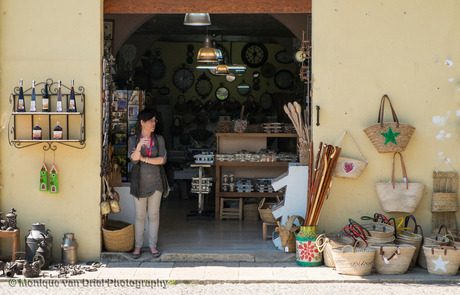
[271, 164, 309, 250]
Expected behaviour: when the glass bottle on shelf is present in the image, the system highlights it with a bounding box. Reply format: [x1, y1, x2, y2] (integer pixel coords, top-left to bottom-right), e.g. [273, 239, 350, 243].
[33, 122, 42, 140]
[30, 80, 36, 112]
[53, 121, 63, 140]
[56, 80, 63, 112]
[42, 82, 50, 112]
[68, 79, 77, 112]
[17, 79, 26, 112]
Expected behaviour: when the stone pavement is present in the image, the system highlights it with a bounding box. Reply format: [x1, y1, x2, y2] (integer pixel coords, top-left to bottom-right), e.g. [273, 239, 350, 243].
[1, 260, 460, 285]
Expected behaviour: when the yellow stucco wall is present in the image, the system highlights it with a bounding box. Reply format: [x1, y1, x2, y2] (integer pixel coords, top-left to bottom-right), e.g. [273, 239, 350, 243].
[312, 1, 460, 234]
[0, 1, 102, 261]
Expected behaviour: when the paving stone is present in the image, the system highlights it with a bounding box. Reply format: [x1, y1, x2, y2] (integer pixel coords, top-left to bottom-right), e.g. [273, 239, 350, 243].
[169, 262, 206, 282]
[271, 262, 309, 281]
[203, 262, 239, 282]
[239, 262, 274, 282]
[305, 266, 344, 282]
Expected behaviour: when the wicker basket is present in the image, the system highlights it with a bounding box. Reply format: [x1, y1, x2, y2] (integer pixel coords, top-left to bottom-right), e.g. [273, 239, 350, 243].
[366, 235, 395, 246]
[316, 234, 354, 267]
[362, 222, 395, 239]
[102, 219, 134, 252]
[219, 121, 232, 133]
[395, 231, 423, 269]
[423, 245, 460, 276]
[331, 245, 376, 276]
[248, 124, 263, 133]
[375, 153, 425, 213]
[258, 197, 280, 224]
[243, 203, 259, 221]
[333, 131, 368, 179]
[417, 226, 449, 269]
[431, 193, 458, 212]
[363, 95, 415, 153]
[371, 244, 416, 274]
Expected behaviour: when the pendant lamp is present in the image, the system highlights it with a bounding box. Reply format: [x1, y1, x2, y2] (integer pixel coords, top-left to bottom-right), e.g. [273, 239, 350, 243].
[197, 35, 218, 63]
[184, 13, 211, 26]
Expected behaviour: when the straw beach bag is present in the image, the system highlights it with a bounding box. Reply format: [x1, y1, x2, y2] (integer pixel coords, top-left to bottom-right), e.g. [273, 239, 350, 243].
[333, 131, 368, 179]
[316, 234, 354, 267]
[417, 225, 449, 269]
[423, 245, 460, 276]
[371, 244, 416, 274]
[363, 94, 415, 153]
[375, 153, 426, 213]
[331, 245, 376, 276]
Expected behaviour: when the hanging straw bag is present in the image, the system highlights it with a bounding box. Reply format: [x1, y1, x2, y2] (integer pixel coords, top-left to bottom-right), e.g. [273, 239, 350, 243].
[333, 131, 368, 179]
[423, 245, 460, 276]
[375, 153, 426, 213]
[370, 244, 416, 274]
[316, 234, 354, 267]
[417, 225, 449, 269]
[331, 245, 376, 276]
[363, 94, 415, 153]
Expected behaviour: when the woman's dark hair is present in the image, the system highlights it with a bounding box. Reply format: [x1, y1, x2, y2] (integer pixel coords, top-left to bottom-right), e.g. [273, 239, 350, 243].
[138, 108, 156, 124]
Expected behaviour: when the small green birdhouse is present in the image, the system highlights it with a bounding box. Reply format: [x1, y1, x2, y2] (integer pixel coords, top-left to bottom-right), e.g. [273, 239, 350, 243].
[39, 163, 48, 191]
[50, 165, 59, 194]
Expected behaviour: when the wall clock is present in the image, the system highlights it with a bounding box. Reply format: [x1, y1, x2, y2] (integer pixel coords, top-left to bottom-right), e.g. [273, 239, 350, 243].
[216, 83, 230, 101]
[173, 65, 194, 93]
[241, 43, 268, 68]
[261, 63, 276, 78]
[275, 50, 294, 64]
[195, 73, 213, 99]
[260, 92, 273, 110]
[226, 73, 236, 83]
[274, 70, 294, 90]
[237, 81, 250, 96]
[150, 49, 166, 80]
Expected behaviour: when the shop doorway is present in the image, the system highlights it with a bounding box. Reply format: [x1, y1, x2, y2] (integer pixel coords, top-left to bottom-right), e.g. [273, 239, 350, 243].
[102, 2, 312, 254]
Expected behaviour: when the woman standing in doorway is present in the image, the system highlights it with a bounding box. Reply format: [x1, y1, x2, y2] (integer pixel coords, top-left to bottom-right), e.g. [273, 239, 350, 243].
[128, 108, 168, 259]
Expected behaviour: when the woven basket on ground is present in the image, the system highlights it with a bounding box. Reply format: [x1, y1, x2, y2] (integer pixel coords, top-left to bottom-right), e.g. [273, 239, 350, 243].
[431, 193, 458, 212]
[258, 197, 280, 224]
[243, 203, 259, 221]
[395, 231, 422, 269]
[423, 246, 460, 276]
[316, 234, 354, 267]
[366, 235, 395, 246]
[102, 219, 134, 252]
[331, 245, 376, 276]
[363, 95, 415, 153]
[371, 244, 416, 274]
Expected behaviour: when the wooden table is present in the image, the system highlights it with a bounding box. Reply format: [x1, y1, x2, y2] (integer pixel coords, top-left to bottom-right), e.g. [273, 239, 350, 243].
[0, 229, 20, 261]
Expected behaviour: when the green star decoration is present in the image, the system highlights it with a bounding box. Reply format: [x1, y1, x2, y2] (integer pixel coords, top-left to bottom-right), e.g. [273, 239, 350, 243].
[381, 126, 400, 145]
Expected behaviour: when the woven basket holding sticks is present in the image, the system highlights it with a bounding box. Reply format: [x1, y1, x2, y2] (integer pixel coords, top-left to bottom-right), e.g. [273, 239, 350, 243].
[102, 219, 134, 252]
[363, 95, 415, 153]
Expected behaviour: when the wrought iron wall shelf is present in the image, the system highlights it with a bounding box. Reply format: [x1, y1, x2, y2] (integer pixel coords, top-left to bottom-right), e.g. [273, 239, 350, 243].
[8, 78, 86, 151]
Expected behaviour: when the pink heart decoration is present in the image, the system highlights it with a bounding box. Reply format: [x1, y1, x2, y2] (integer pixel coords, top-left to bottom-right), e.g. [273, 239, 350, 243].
[342, 161, 355, 174]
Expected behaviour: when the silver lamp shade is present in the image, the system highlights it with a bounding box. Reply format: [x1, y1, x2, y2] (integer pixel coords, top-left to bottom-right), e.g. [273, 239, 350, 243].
[184, 13, 211, 26]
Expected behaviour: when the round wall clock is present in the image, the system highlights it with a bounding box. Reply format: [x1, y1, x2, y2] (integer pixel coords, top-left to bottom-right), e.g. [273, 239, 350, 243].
[261, 63, 276, 78]
[195, 73, 213, 99]
[241, 43, 268, 68]
[150, 50, 166, 80]
[237, 81, 250, 96]
[216, 83, 230, 101]
[173, 65, 194, 92]
[274, 70, 294, 90]
[275, 50, 294, 64]
[226, 73, 236, 83]
[260, 92, 273, 110]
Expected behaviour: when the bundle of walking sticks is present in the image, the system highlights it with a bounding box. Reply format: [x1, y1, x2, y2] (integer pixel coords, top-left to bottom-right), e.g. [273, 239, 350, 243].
[304, 142, 342, 226]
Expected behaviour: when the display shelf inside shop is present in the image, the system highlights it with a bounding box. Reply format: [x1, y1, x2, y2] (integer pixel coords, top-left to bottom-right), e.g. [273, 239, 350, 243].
[8, 78, 86, 150]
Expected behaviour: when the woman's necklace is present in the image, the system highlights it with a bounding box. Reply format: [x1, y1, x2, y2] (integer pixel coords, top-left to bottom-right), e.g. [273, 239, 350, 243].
[140, 134, 153, 157]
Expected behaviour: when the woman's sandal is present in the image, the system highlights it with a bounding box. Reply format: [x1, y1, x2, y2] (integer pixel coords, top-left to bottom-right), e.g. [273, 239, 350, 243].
[151, 250, 161, 258]
[132, 252, 141, 259]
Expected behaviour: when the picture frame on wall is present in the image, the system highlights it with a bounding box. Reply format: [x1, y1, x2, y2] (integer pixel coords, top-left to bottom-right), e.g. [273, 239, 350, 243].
[104, 20, 114, 54]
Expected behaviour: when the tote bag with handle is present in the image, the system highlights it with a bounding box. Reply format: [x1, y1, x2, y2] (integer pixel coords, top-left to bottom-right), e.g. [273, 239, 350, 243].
[375, 152, 425, 213]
